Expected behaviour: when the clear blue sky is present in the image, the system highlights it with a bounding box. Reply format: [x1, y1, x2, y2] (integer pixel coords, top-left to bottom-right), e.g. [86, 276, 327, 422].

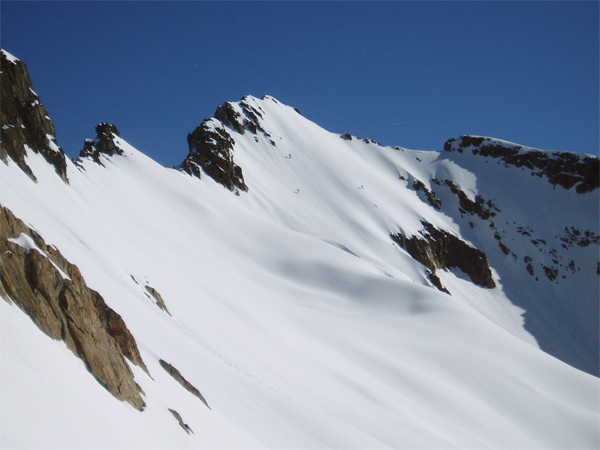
[2, 1, 598, 165]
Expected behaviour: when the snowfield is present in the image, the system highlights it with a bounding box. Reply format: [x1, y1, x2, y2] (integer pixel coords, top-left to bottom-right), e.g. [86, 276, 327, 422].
[1, 93, 598, 449]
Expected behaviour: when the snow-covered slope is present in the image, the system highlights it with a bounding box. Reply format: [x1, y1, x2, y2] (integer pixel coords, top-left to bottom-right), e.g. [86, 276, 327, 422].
[1, 50, 598, 449]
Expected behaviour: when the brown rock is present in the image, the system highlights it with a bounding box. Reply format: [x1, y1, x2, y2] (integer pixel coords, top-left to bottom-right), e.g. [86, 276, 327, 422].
[427, 270, 451, 295]
[145, 285, 171, 315]
[182, 121, 248, 193]
[391, 221, 496, 289]
[444, 135, 599, 193]
[159, 359, 210, 409]
[0, 205, 147, 410]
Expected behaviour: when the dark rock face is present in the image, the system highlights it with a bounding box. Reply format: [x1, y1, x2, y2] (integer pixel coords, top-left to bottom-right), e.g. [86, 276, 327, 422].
[432, 178, 500, 221]
[445, 135, 599, 193]
[182, 95, 306, 191]
[391, 221, 496, 289]
[558, 226, 600, 248]
[215, 96, 269, 138]
[427, 270, 451, 295]
[0, 49, 68, 183]
[215, 102, 246, 134]
[182, 121, 248, 193]
[413, 180, 442, 210]
[78, 123, 123, 165]
[0, 205, 147, 410]
[159, 359, 210, 409]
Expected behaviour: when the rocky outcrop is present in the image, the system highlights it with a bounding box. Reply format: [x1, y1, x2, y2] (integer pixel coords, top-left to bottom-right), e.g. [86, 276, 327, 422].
[0, 205, 147, 410]
[444, 135, 599, 193]
[558, 227, 600, 249]
[78, 123, 123, 165]
[168, 409, 194, 434]
[215, 96, 277, 146]
[215, 97, 264, 136]
[431, 178, 500, 221]
[413, 180, 442, 210]
[159, 359, 210, 409]
[391, 221, 496, 289]
[181, 120, 248, 193]
[427, 270, 451, 295]
[145, 285, 171, 315]
[0, 49, 68, 183]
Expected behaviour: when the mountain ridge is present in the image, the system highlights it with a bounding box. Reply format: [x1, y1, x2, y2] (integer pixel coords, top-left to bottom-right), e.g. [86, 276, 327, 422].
[1, 48, 598, 449]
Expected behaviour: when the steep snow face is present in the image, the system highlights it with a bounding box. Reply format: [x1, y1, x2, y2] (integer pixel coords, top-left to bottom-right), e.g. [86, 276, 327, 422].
[438, 141, 599, 376]
[1, 93, 599, 449]
[203, 95, 599, 375]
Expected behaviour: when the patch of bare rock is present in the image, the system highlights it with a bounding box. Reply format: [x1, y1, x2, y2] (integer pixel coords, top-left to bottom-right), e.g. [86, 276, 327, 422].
[0, 205, 147, 410]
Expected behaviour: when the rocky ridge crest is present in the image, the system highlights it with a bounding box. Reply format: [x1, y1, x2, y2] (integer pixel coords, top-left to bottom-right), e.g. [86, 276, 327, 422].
[78, 123, 124, 165]
[0, 49, 68, 183]
[182, 119, 248, 193]
[445, 135, 599, 193]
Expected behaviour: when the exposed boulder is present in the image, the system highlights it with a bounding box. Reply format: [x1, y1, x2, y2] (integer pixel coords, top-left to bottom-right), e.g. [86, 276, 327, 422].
[0, 205, 147, 410]
[181, 120, 248, 193]
[78, 123, 123, 165]
[444, 135, 599, 193]
[0, 49, 68, 183]
[391, 221, 496, 289]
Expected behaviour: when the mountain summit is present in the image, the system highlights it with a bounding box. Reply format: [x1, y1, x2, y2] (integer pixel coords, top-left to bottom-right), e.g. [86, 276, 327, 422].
[1, 49, 598, 449]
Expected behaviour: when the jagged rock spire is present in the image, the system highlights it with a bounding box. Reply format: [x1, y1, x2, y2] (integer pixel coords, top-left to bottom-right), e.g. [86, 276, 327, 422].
[182, 120, 248, 193]
[0, 49, 68, 183]
[79, 123, 123, 165]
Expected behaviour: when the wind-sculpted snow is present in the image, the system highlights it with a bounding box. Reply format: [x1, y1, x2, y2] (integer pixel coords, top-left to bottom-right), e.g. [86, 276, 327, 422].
[1, 62, 598, 449]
